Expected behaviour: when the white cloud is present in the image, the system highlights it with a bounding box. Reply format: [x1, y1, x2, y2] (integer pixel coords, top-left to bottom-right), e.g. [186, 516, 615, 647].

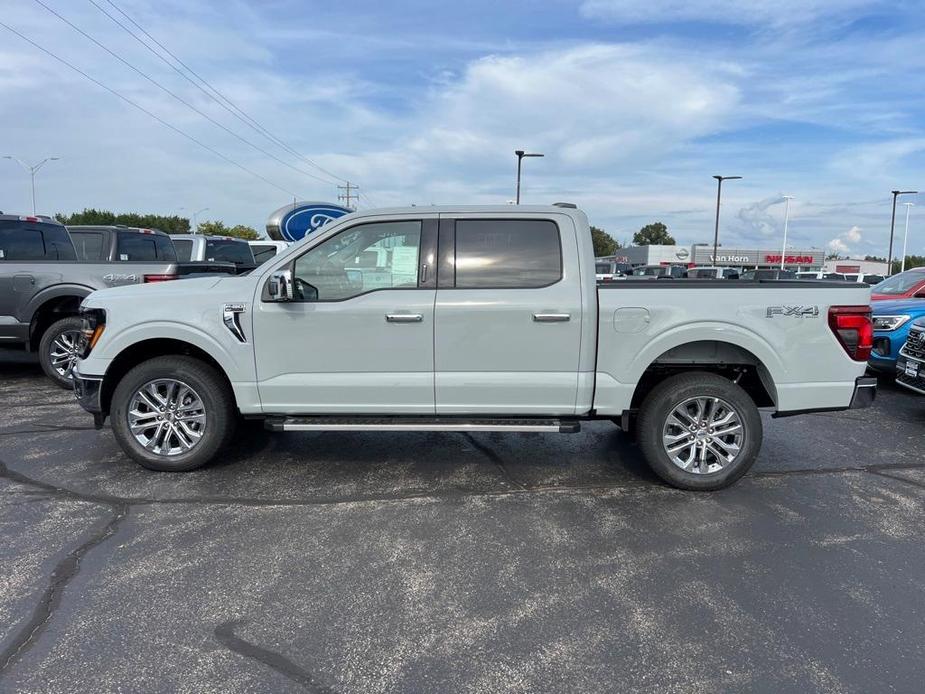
[827, 225, 863, 255]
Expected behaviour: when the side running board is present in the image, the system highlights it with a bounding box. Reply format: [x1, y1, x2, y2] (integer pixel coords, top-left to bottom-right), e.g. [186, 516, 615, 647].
[264, 416, 581, 433]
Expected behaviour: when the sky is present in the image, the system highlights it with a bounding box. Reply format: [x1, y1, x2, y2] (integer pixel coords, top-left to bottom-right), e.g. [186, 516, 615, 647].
[1, 0, 924, 256]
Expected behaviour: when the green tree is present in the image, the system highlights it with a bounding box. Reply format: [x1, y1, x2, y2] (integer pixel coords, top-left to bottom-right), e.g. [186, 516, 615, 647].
[633, 222, 675, 246]
[590, 225, 620, 257]
[195, 220, 260, 240]
[55, 208, 190, 234]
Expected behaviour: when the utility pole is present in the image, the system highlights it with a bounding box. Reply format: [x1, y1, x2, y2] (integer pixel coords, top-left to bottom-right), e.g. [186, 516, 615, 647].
[711, 175, 742, 265]
[514, 150, 544, 204]
[337, 182, 359, 209]
[779, 195, 793, 270]
[888, 189, 917, 273]
[901, 202, 915, 273]
[3, 155, 60, 215]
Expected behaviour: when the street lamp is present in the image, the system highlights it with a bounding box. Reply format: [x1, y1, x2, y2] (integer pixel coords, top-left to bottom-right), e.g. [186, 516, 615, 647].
[711, 175, 742, 265]
[901, 202, 915, 273]
[514, 150, 544, 204]
[888, 190, 917, 272]
[192, 207, 209, 233]
[779, 195, 794, 270]
[3, 155, 60, 215]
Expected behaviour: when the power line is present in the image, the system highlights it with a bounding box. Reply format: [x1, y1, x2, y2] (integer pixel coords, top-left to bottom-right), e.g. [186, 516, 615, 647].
[89, 0, 351, 186]
[32, 0, 339, 188]
[0, 19, 300, 198]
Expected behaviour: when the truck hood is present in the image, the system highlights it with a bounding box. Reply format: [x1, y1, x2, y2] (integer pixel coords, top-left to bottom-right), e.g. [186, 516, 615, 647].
[871, 298, 925, 316]
[83, 274, 254, 305]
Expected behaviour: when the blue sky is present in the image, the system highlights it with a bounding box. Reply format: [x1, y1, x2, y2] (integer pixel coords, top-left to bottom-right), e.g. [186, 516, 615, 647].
[1, 0, 924, 256]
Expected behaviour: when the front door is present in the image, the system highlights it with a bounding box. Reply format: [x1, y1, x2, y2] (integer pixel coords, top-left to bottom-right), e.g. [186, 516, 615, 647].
[434, 216, 583, 415]
[253, 217, 437, 414]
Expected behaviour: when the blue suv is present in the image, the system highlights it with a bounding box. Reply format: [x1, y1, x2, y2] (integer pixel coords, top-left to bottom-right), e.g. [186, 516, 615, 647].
[870, 298, 925, 374]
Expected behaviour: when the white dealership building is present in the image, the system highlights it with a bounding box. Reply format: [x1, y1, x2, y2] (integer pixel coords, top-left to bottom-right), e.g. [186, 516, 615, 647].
[604, 244, 826, 271]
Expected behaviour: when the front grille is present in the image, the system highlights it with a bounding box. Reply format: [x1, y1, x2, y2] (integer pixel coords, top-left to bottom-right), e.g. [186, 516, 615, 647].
[900, 329, 925, 361]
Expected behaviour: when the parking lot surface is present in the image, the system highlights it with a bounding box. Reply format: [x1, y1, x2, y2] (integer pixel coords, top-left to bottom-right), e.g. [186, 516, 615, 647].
[1, 350, 923, 693]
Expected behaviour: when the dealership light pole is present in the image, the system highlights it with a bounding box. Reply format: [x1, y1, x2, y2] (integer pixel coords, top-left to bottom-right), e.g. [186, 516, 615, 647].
[711, 175, 742, 265]
[3, 155, 60, 215]
[515, 150, 544, 204]
[779, 195, 793, 270]
[901, 202, 915, 273]
[888, 190, 917, 273]
[192, 207, 209, 233]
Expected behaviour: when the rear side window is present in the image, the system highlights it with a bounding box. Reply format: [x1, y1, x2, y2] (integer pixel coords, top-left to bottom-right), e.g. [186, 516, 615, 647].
[173, 239, 193, 262]
[251, 244, 278, 264]
[116, 231, 176, 261]
[206, 239, 255, 265]
[454, 220, 561, 289]
[0, 222, 76, 260]
[69, 231, 106, 260]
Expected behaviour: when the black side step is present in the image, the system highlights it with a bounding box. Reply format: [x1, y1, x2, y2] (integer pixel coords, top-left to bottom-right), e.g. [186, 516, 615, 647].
[264, 416, 581, 433]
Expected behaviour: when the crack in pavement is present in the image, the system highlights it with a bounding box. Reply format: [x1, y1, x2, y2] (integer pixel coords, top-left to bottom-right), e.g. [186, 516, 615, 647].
[214, 620, 334, 693]
[461, 432, 527, 490]
[0, 501, 127, 675]
[866, 468, 925, 491]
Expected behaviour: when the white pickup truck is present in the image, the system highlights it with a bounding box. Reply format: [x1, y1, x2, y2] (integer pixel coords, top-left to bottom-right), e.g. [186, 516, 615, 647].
[73, 205, 876, 490]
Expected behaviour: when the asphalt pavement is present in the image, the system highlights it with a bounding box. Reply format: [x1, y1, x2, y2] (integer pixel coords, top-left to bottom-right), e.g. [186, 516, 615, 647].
[1, 350, 923, 693]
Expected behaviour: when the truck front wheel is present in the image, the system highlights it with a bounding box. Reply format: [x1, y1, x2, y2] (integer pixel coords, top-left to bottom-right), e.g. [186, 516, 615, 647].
[110, 355, 236, 471]
[635, 372, 762, 491]
[39, 316, 85, 389]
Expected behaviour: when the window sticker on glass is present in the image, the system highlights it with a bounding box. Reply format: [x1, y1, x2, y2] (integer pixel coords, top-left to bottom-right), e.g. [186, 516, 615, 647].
[120, 253, 128, 261]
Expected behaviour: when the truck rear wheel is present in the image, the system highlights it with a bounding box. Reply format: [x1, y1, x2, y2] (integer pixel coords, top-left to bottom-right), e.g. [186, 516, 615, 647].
[110, 355, 236, 472]
[635, 372, 762, 491]
[39, 316, 85, 389]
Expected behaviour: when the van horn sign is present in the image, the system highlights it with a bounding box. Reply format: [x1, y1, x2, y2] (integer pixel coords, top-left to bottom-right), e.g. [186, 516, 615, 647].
[266, 201, 353, 242]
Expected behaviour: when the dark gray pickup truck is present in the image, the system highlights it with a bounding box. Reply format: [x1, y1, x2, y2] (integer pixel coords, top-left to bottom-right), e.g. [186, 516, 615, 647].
[0, 216, 234, 387]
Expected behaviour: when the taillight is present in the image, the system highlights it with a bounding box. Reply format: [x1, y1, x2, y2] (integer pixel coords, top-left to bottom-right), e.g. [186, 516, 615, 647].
[143, 274, 178, 283]
[828, 305, 873, 361]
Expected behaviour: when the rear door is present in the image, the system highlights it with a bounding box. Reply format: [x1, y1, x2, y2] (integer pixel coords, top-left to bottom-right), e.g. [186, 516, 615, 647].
[433, 215, 583, 415]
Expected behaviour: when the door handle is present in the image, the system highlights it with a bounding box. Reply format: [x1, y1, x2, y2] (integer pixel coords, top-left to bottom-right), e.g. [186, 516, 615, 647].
[533, 313, 570, 322]
[386, 313, 424, 323]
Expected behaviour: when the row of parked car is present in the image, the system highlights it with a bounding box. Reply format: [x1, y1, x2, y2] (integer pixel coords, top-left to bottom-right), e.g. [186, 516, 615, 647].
[868, 267, 925, 389]
[595, 261, 885, 284]
[0, 213, 289, 387]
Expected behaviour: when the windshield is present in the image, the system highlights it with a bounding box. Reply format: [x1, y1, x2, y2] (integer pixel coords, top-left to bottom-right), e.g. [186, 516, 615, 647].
[872, 270, 925, 295]
[205, 239, 254, 265]
[688, 268, 716, 278]
[634, 266, 663, 276]
[595, 263, 611, 274]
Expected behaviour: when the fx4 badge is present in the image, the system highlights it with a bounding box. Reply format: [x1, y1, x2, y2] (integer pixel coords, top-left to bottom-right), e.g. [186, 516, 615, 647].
[766, 306, 819, 318]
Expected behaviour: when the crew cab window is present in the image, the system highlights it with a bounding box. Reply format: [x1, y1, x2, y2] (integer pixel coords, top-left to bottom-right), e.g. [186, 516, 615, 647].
[116, 231, 177, 261]
[455, 219, 561, 289]
[292, 221, 421, 301]
[0, 222, 76, 261]
[69, 230, 105, 260]
[251, 243, 278, 264]
[206, 239, 254, 266]
[173, 239, 193, 261]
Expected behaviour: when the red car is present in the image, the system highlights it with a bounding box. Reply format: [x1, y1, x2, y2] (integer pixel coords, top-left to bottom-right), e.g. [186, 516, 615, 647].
[871, 268, 925, 301]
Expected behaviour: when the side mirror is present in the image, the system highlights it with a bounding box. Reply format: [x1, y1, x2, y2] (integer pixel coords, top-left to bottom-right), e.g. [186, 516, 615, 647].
[268, 268, 293, 302]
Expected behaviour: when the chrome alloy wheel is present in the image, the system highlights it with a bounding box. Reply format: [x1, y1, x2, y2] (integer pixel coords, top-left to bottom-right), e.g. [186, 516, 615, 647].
[127, 379, 206, 456]
[661, 396, 745, 474]
[49, 330, 82, 379]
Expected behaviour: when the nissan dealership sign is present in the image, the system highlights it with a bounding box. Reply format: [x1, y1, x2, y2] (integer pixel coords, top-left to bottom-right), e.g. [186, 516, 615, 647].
[690, 247, 823, 267]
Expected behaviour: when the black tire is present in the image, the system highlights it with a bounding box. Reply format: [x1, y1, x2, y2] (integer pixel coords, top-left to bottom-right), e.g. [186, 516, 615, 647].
[110, 355, 236, 472]
[635, 371, 762, 491]
[39, 316, 85, 389]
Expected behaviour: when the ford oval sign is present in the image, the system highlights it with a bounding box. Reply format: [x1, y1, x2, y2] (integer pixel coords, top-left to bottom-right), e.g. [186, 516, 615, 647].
[266, 201, 352, 242]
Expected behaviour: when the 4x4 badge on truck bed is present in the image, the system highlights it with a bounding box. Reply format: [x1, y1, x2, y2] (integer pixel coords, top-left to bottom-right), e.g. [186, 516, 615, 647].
[766, 306, 819, 318]
[223, 303, 247, 342]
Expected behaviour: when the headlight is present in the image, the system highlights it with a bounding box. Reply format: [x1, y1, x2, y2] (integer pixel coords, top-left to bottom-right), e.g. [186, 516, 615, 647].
[78, 307, 107, 358]
[872, 315, 910, 331]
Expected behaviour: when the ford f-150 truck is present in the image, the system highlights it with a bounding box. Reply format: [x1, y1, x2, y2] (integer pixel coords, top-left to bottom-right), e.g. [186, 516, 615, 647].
[72, 205, 876, 490]
[0, 216, 235, 387]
